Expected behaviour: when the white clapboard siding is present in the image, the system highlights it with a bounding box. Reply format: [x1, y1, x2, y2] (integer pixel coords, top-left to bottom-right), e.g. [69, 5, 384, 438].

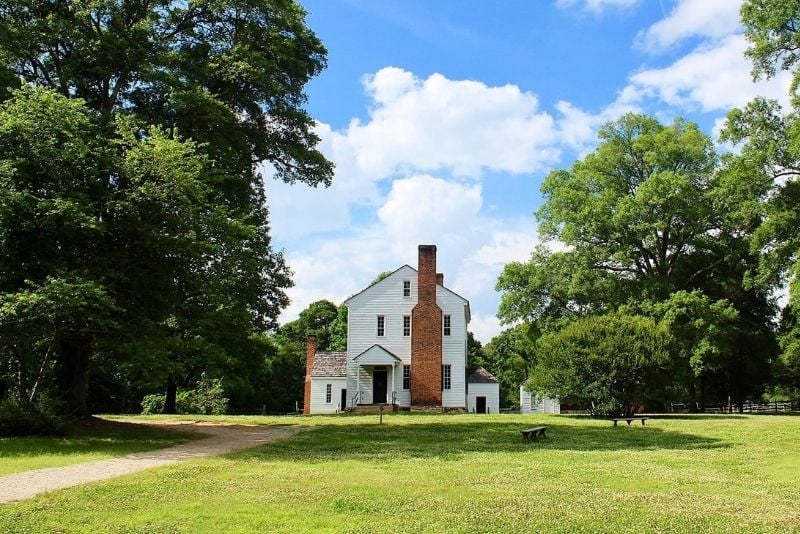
[519, 385, 561, 414]
[345, 265, 469, 408]
[467, 382, 500, 414]
[438, 285, 467, 408]
[310, 377, 348, 414]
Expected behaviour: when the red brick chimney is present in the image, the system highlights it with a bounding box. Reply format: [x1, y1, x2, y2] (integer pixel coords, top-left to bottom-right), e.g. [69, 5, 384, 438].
[303, 335, 317, 415]
[436, 272, 444, 286]
[411, 245, 443, 407]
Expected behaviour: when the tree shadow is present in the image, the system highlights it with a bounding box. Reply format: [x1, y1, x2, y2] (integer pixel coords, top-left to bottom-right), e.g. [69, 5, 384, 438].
[0, 419, 193, 459]
[235, 418, 728, 463]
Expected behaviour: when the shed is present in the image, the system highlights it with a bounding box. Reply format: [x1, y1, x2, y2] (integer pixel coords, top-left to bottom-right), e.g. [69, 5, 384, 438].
[466, 367, 500, 414]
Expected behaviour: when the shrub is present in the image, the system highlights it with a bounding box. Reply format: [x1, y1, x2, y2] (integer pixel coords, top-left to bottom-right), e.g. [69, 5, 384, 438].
[140, 394, 166, 415]
[140, 375, 228, 415]
[0, 396, 66, 437]
[531, 313, 671, 417]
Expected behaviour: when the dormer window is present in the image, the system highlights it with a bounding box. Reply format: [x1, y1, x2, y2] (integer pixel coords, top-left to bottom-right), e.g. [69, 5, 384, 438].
[377, 315, 385, 337]
[403, 280, 411, 297]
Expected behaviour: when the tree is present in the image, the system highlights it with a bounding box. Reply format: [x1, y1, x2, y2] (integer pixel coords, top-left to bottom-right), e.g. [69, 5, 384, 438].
[0, 1, 332, 418]
[278, 300, 340, 350]
[498, 113, 776, 407]
[481, 325, 537, 408]
[530, 313, 671, 417]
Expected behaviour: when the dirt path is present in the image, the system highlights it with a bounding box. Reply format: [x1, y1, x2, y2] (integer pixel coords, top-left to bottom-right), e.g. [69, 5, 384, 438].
[0, 421, 301, 503]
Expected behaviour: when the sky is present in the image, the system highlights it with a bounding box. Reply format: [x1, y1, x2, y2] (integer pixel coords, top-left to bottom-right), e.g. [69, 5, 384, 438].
[264, 0, 792, 343]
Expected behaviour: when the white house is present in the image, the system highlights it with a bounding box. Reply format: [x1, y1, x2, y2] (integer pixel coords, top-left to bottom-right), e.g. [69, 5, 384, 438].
[304, 245, 498, 414]
[519, 385, 560, 414]
[466, 367, 500, 414]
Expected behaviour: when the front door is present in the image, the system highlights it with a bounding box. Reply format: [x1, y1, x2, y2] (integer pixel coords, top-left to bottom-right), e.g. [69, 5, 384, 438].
[373, 367, 388, 404]
[340, 389, 347, 411]
[476, 396, 487, 414]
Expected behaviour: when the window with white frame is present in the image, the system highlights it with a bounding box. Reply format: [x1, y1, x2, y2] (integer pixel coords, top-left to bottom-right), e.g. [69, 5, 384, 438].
[442, 364, 451, 390]
[403, 315, 411, 336]
[403, 365, 410, 389]
[325, 384, 332, 403]
[403, 280, 411, 297]
[377, 315, 385, 336]
[443, 315, 451, 336]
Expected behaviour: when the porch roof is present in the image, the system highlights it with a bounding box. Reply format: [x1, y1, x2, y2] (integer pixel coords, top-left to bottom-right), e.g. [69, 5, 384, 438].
[352, 344, 402, 366]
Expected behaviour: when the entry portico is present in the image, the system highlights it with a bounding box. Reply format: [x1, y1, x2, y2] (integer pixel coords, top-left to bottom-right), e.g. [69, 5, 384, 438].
[352, 344, 401, 405]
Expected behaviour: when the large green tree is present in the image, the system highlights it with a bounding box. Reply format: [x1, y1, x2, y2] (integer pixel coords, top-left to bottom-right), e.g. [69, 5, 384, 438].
[499, 113, 776, 407]
[0, 0, 332, 418]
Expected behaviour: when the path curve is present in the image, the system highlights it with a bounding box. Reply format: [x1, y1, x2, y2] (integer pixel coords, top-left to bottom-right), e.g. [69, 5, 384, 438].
[0, 421, 301, 503]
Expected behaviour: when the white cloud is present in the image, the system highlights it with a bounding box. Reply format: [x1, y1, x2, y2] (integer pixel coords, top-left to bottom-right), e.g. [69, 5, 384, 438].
[556, 0, 640, 14]
[637, 0, 742, 52]
[469, 314, 503, 344]
[627, 35, 792, 113]
[349, 67, 562, 178]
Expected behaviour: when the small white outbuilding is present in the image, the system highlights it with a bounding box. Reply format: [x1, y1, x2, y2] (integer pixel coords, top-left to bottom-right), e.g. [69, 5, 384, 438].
[466, 367, 500, 414]
[519, 385, 560, 414]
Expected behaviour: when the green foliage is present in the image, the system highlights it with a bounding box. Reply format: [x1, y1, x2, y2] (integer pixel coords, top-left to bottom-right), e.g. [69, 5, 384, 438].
[0, 396, 65, 437]
[140, 375, 228, 415]
[140, 395, 165, 416]
[279, 300, 340, 350]
[531, 313, 671, 416]
[480, 326, 537, 408]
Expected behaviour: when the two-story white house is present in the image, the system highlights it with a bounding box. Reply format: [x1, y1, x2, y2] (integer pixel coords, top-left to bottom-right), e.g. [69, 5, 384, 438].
[304, 245, 499, 414]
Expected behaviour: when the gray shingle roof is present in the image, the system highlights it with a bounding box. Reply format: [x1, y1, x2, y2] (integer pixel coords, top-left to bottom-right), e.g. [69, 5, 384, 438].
[467, 367, 499, 384]
[311, 352, 347, 377]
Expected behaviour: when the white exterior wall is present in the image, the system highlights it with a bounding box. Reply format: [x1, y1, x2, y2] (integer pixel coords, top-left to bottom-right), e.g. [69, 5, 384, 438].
[345, 265, 469, 407]
[520, 386, 561, 414]
[311, 377, 348, 414]
[467, 383, 500, 414]
[438, 285, 467, 408]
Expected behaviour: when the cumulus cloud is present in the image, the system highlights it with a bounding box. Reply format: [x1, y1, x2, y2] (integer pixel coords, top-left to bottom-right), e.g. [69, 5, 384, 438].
[636, 0, 742, 53]
[627, 34, 792, 112]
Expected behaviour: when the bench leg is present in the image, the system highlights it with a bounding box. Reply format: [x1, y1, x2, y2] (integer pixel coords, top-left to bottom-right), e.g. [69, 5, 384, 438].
[641, 419, 646, 425]
[626, 420, 632, 426]
[613, 420, 618, 426]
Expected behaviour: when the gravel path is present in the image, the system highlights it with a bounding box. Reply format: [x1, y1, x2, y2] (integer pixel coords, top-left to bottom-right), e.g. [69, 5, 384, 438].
[0, 421, 301, 503]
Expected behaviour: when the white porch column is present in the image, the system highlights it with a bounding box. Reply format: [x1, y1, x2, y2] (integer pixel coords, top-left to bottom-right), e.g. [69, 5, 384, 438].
[391, 364, 396, 404]
[356, 365, 361, 405]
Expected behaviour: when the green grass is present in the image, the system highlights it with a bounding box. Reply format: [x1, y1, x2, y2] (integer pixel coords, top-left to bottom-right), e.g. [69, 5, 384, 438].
[2, 413, 799, 533]
[0, 419, 194, 476]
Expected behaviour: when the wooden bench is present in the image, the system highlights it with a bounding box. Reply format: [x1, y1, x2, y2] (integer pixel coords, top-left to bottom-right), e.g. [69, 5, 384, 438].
[611, 416, 648, 426]
[521, 426, 547, 442]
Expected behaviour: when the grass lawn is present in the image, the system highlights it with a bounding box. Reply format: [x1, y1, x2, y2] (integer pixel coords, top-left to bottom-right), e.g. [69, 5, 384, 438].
[0, 419, 194, 476]
[1, 413, 799, 533]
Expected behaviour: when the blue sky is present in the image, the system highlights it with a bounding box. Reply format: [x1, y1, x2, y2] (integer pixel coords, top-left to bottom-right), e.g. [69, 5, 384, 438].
[265, 0, 792, 342]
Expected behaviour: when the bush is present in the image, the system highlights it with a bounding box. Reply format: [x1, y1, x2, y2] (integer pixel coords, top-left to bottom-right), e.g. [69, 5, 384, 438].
[140, 375, 228, 415]
[0, 397, 66, 437]
[531, 313, 671, 417]
[140, 394, 165, 415]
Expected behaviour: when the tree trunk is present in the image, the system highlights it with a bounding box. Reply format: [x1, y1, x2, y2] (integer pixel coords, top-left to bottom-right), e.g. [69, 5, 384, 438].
[58, 335, 92, 419]
[162, 376, 177, 414]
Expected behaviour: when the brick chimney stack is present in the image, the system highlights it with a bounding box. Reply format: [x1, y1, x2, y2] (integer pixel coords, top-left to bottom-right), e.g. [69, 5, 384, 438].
[303, 335, 317, 415]
[411, 245, 443, 407]
[436, 272, 444, 286]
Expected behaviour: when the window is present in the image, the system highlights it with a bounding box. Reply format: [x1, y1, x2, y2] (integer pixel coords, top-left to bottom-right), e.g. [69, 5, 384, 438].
[403, 280, 411, 297]
[325, 384, 332, 404]
[403, 365, 410, 390]
[442, 365, 451, 390]
[443, 315, 451, 336]
[377, 315, 385, 336]
[403, 315, 411, 336]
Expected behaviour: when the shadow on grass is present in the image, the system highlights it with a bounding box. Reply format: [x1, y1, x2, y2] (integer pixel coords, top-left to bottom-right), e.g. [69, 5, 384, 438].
[236, 419, 728, 463]
[0, 418, 194, 459]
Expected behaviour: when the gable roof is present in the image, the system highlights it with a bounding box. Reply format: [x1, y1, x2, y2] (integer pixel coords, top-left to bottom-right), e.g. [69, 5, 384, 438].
[467, 367, 499, 384]
[311, 352, 347, 377]
[343, 264, 414, 305]
[352, 344, 402, 365]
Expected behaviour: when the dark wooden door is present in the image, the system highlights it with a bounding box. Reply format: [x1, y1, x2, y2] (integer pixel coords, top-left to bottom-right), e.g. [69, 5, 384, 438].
[476, 396, 487, 414]
[373, 368, 388, 404]
[340, 389, 347, 410]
